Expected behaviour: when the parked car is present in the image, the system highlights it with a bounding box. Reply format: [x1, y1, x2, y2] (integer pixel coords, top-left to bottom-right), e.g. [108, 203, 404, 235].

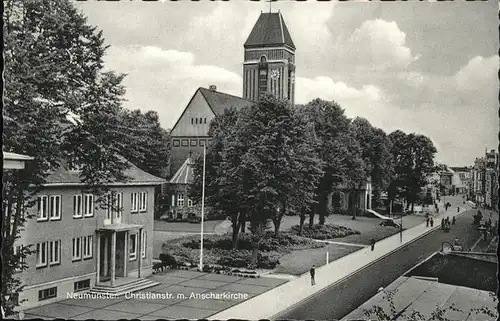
[379, 219, 401, 228]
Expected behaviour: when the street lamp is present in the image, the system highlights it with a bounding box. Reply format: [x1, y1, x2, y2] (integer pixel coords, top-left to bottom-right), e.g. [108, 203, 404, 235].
[198, 144, 206, 272]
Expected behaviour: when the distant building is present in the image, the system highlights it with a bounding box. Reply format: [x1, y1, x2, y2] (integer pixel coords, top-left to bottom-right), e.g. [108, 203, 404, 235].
[15, 158, 165, 310]
[3, 152, 34, 169]
[449, 166, 470, 195]
[469, 149, 498, 210]
[166, 156, 199, 220]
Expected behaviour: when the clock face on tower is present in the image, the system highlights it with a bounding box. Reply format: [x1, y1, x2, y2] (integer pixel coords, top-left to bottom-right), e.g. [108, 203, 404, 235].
[270, 69, 280, 80]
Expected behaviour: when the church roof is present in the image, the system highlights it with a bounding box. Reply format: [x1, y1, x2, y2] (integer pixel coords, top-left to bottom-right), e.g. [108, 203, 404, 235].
[169, 157, 194, 185]
[199, 87, 254, 116]
[43, 155, 166, 186]
[244, 12, 295, 50]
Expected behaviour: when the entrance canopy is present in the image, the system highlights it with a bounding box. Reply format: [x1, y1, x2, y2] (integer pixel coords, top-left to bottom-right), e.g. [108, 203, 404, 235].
[97, 223, 143, 232]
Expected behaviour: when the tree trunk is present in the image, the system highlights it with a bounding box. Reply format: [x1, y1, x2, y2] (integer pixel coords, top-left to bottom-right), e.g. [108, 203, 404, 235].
[326, 191, 333, 214]
[308, 211, 314, 229]
[273, 219, 281, 237]
[272, 207, 284, 237]
[240, 213, 246, 233]
[351, 190, 358, 220]
[298, 214, 306, 236]
[318, 194, 326, 225]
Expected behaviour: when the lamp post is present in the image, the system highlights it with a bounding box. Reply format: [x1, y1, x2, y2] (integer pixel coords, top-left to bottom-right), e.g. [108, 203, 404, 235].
[199, 144, 206, 271]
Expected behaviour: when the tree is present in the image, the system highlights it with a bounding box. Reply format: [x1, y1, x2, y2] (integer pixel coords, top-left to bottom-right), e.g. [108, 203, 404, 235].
[190, 95, 323, 265]
[388, 131, 437, 213]
[3, 0, 130, 314]
[189, 108, 244, 249]
[350, 117, 393, 208]
[115, 109, 171, 179]
[295, 99, 352, 225]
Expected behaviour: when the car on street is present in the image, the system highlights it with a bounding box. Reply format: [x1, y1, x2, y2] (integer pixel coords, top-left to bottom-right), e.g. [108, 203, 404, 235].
[379, 219, 401, 228]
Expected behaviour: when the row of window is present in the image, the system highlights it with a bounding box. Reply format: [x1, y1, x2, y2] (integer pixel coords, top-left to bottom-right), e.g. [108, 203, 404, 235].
[72, 236, 93, 261]
[38, 192, 148, 221]
[38, 279, 90, 302]
[36, 240, 61, 268]
[172, 139, 212, 148]
[191, 117, 207, 125]
[174, 194, 193, 208]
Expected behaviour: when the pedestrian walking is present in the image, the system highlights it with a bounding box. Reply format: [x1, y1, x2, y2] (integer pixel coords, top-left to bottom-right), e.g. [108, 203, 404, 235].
[430, 217, 434, 227]
[452, 216, 456, 225]
[426, 216, 429, 227]
[457, 206, 460, 213]
[441, 218, 445, 229]
[370, 237, 376, 251]
[310, 265, 316, 286]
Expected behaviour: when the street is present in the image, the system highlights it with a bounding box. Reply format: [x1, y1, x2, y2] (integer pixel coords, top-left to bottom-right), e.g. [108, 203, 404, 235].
[273, 206, 485, 320]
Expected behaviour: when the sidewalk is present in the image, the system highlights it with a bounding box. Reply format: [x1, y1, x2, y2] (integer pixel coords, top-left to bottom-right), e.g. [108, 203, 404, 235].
[208, 205, 470, 320]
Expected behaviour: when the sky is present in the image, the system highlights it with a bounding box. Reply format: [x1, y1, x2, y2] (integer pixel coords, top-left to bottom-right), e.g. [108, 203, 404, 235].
[75, 0, 498, 167]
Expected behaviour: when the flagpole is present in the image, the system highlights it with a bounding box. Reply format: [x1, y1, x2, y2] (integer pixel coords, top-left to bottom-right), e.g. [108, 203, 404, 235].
[199, 144, 206, 271]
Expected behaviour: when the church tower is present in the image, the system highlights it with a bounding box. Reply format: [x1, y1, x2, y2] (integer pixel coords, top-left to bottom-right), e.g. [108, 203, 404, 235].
[243, 11, 296, 105]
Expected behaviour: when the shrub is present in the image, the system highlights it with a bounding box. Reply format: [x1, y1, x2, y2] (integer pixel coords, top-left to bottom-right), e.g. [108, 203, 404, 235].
[258, 251, 281, 269]
[216, 250, 251, 268]
[159, 253, 177, 266]
[289, 224, 360, 240]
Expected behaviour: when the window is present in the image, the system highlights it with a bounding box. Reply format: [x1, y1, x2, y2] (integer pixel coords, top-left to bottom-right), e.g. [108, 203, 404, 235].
[129, 234, 137, 260]
[139, 192, 147, 212]
[82, 236, 93, 259]
[191, 118, 194, 124]
[74, 279, 90, 292]
[38, 287, 57, 301]
[36, 242, 48, 267]
[199, 118, 202, 124]
[131, 192, 139, 213]
[172, 139, 180, 147]
[188, 198, 193, 207]
[195, 118, 198, 124]
[204, 118, 207, 124]
[177, 194, 185, 207]
[199, 139, 206, 147]
[72, 237, 81, 261]
[114, 192, 123, 219]
[141, 231, 147, 259]
[49, 240, 60, 265]
[181, 139, 189, 147]
[37, 196, 48, 221]
[73, 195, 83, 218]
[83, 194, 93, 217]
[49, 195, 61, 220]
[190, 139, 197, 147]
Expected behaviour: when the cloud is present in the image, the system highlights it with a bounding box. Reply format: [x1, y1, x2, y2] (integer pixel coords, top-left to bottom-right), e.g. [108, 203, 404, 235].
[104, 45, 242, 129]
[337, 19, 417, 71]
[296, 76, 383, 104]
[455, 55, 498, 92]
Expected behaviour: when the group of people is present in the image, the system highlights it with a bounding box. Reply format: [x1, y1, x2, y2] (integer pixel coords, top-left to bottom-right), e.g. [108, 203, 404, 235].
[425, 214, 434, 227]
[441, 216, 456, 230]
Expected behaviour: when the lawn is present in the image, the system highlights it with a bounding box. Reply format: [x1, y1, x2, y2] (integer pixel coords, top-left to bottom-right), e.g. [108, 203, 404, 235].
[274, 243, 360, 275]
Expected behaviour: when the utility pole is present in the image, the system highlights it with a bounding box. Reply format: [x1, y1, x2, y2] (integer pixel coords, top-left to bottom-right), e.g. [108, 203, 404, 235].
[198, 144, 206, 271]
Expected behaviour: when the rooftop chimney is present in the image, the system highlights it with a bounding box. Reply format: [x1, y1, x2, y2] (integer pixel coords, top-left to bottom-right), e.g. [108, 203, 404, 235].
[209, 85, 217, 91]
